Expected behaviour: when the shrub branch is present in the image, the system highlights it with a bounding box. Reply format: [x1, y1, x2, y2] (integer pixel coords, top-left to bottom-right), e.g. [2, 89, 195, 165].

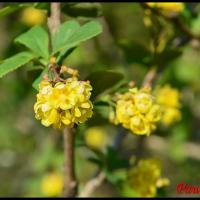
[47, 3, 78, 197]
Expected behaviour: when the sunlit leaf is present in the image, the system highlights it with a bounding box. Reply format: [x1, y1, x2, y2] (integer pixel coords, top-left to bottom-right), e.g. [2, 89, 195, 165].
[15, 26, 49, 61]
[0, 52, 36, 78]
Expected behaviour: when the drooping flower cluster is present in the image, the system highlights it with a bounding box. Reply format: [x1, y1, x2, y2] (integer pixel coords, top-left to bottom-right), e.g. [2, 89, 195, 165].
[146, 3, 184, 14]
[127, 158, 170, 197]
[41, 172, 63, 197]
[34, 78, 93, 130]
[155, 85, 181, 126]
[114, 87, 161, 136]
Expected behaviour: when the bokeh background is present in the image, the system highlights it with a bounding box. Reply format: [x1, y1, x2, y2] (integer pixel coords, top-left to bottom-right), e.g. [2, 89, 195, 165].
[0, 2, 200, 197]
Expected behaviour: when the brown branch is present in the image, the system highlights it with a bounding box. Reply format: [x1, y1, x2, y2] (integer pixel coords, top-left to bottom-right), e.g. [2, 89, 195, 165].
[47, 3, 61, 53]
[79, 172, 106, 197]
[47, 3, 78, 197]
[142, 67, 157, 87]
[48, 3, 61, 37]
[63, 127, 78, 197]
[172, 17, 200, 41]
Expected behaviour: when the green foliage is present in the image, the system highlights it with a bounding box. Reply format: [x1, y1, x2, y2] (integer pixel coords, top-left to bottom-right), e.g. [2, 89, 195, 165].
[119, 183, 140, 197]
[88, 146, 129, 172]
[0, 52, 36, 78]
[52, 21, 80, 55]
[118, 39, 151, 65]
[0, 18, 102, 92]
[15, 26, 49, 63]
[0, 2, 200, 198]
[62, 3, 103, 18]
[94, 103, 111, 120]
[153, 48, 183, 69]
[52, 20, 102, 61]
[86, 71, 124, 100]
[105, 147, 129, 171]
[0, 3, 36, 18]
[32, 67, 48, 90]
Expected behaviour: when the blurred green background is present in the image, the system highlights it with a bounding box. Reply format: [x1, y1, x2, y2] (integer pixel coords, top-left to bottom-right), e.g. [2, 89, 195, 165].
[0, 2, 200, 197]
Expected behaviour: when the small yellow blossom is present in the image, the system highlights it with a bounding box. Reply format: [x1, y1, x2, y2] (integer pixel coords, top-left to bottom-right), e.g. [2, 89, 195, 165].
[127, 158, 169, 197]
[162, 107, 181, 125]
[34, 78, 93, 130]
[41, 172, 63, 197]
[21, 7, 47, 26]
[156, 178, 170, 188]
[114, 87, 161, 136]
[85, 127, 107, 149]
[146, 3, 184, 14]
[155, 85, 181, 126]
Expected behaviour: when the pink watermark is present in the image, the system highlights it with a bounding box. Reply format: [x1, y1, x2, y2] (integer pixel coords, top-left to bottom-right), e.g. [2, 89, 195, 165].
[176, 181, 200, 194]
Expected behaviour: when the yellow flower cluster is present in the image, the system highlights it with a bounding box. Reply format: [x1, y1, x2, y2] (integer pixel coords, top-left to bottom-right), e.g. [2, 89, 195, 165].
[115, 87, 161, 136]
[85, 127, 107, 149]
[128, 158, 169, 197]
[155, 85, 181, 126]
[34, 78, 93, 130]
[41, 172, 63, 197]
[21, 7, 47, 26]
[146, 3, 184, 13]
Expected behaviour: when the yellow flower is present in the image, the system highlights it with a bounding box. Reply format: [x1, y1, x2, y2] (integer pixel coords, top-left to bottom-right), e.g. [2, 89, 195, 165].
[156, 178, 170, 188]
[21, 7, 47, 26]
[34, 78, 93, 130]
[128, 158, 169, 197]
[41, 172, 63, 197]
[156, 85, 181, 108]
[162, 107, 181, 125]
[146, 3, 184, 13]
[155, 85, 182, 126]
[85, 127, 107, 149]
[114, 87, 161, 136]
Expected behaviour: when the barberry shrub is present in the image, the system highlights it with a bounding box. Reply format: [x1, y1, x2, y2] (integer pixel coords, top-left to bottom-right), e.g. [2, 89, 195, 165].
[0, 2, 190, 198]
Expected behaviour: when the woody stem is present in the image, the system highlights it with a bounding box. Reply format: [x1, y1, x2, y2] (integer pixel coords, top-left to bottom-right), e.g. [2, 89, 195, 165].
[47, 3, 78, 197]
[63, 127, 78, 197]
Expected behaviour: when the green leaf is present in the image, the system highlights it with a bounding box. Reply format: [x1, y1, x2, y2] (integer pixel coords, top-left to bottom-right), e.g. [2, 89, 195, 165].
[32, 66, 48, 91]
[154, 48, 182, 69]
[62, 3, 103, 18]
[118, 39, 151, 65]
[52, 20, 102, 61]
[0, 3, 35, 18]
[15, 26, 49, 61]
[86, 71, 124, 100]
[120, 183, 140, 197]
[52, 20, 80, 54]
[0, 6, 20, 17]
[104, 169, 127, 185]
[87, 157, 103, 167]
[94, 102, 111, 119]
[0, 52, 36, 78]
[105, 146, 129, 171]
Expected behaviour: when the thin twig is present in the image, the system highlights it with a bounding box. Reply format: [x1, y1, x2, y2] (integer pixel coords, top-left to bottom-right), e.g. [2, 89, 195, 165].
[63, 127, 78, 197]
[113, 125, 127, 150]
[142, 67, 157, 87]
[48, 3, 61, 37]
[48, 3, 78, 197]
[47, 3, 61, 52]
[79, 172, 106, 197]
